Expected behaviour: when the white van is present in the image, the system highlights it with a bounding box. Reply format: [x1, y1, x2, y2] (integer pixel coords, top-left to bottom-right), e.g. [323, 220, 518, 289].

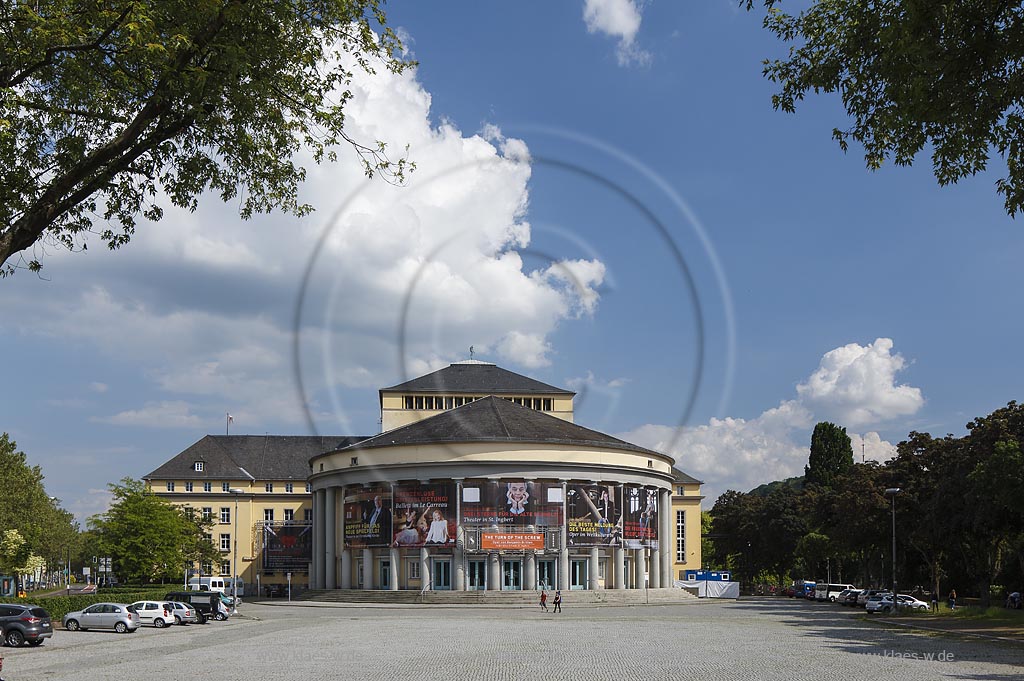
[187, 577, 228, 593]
[815, 583, 857, 602]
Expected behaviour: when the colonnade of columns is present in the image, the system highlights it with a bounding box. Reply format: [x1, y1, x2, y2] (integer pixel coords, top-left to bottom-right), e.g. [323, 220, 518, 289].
[310, 483, 675, 591]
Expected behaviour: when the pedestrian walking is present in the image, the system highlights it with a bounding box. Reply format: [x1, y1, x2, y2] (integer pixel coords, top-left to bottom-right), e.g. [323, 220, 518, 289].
[948, 589, 957, 611]
[930, 593, 938, 613]
[553, 590, 562, 613]
[539, 590, 548, 611]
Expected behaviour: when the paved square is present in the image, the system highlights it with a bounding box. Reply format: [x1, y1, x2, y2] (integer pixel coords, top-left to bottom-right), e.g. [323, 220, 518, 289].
[4, 598, 1023, 680]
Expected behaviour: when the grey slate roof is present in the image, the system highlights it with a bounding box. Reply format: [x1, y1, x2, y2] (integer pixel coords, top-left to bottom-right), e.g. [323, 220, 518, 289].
[381, 362, 574, 396]
[145, 435, 369, 481]
[334, 396, 665, 458]
[672, 466, 703, 485]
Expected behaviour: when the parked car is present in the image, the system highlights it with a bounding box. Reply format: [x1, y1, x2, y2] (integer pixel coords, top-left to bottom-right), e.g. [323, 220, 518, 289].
[866, 594, 929, 614]
[842, 589, 863, 606]
[63, 603, 140, 633]
[894, 594, 930, 611]
[130, 601, 176, 628]
[164, 592, 227, 621]
[857, 589, 891, 607]
[835, 589, 857, 604]
[0, 604, 53, 646]
[167, 601, 201, 625]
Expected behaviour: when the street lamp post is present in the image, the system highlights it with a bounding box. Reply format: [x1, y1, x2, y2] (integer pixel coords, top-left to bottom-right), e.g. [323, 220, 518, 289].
[884, 488, 901, 612]
[229, 488, 244, 615]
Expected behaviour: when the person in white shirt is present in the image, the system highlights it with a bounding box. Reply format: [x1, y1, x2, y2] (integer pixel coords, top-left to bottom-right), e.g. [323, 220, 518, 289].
[424, 510, 449, 544]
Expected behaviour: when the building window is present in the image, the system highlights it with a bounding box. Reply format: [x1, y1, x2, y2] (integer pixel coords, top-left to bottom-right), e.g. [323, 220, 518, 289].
[285, 483, 293, 493]
[408, 560, 420, 579]
[194, 461, 205, 472]
[204, 482, 212, 493]
[284, 509, 294, 522]
[185, 482, 194, 492]
[676, 510, 686, 563]
[203, 532, 212, 544]
[220, 561, 231, 576]
[305, 483, 312, 493]
[166, 481, 175, 492]
[202, 507, 212, 521]
[264, 509, 274, 522]
[265, 483, 274, 493]
[220, 507, 230, 524]
[404, 396, 414, 409]
[220, 534, 231, 552]
[222, 482, 230, 492]
[304, 508, 313, 522]
[414, 395, 423, 409]
[202, 562, 213, 575]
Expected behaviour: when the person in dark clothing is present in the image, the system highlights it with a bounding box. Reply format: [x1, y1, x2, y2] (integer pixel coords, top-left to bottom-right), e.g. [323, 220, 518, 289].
[553, 590, 562, 613]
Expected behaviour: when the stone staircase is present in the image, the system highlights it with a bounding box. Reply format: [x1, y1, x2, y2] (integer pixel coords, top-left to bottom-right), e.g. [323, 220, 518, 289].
[296, 588, 701, 606]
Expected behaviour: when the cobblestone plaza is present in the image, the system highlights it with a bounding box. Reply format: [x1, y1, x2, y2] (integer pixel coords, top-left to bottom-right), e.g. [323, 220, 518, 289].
[5, 599, 1023, 680]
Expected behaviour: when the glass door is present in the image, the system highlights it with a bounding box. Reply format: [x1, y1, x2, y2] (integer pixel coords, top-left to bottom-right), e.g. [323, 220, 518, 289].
[467, 560, 487, 591]
[379, 560, 390, 589]
[502, 559, 522, 590]
[432, 559, 451, 590]
[537, 560, 555, 590]
[571, 559, 588, 590]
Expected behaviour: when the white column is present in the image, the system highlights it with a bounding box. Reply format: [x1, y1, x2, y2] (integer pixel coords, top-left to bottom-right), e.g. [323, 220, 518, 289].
[488, 552, 500, 591]
[362, 548, 373, 590]
[339, 486, 350, 589]
[651, 543, 661, 588]
[341, 550, 351, 589]
[454, 480, 465, 591]
[313, 489, 325, 589]
[614, 546, 625, 590]
[324, 488, 336, 589]
[635, 548, 647, 589]
[558, 481, 569, 591]
[661, 488, 673, 584]
[389, 547, 399, 591]
[420, 548, 430, 591]
[589, 547, 599, 590]
[525, 550, 536, 591]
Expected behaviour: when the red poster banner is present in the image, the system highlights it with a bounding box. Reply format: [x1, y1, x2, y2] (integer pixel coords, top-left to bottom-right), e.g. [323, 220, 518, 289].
[481, 533, 545, 550]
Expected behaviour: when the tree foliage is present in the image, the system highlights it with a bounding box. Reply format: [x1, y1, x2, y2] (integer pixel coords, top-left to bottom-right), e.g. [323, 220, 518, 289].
[805, 421, 853, 488]
[0, 432, 79, 564]
[0, 0, 414, 275]
[88, 478, 218, 583]
[746, 0, 1024, 216]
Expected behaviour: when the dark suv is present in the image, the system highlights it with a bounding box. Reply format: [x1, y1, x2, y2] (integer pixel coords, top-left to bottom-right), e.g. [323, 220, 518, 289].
[0, 603, 53, 646]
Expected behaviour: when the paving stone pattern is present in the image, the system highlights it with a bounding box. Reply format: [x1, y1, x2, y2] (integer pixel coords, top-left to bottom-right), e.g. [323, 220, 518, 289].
[4, 599, 1023, 680]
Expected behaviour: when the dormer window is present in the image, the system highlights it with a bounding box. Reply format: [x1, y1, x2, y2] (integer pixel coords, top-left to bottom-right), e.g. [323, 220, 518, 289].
[194, 461, 205, 472]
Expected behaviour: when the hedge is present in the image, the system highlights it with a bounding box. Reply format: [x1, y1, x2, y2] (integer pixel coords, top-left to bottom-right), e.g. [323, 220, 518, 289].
[0, 588, 174, 621]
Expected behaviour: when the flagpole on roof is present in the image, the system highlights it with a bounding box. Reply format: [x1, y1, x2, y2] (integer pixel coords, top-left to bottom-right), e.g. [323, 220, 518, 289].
[226, 412, 233, 435]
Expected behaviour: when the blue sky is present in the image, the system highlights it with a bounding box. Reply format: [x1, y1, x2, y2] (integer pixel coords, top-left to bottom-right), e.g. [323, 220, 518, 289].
[3, 0, 1022, 521]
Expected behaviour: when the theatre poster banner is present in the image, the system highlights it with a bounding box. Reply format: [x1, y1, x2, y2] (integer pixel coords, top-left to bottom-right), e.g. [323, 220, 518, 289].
[461, 480, 563, 529]
[567, 483, 622, 546]
[344, 486, 392, 547]
[262, 523, 312, 571]
[391, 482, 456, 547]
[622, 485, 659, 549]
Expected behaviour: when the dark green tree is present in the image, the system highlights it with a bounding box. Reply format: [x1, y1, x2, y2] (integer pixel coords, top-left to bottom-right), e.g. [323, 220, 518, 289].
[805, 422, 854, 489]
[745, 1, 1024, 216]
[1, 0, 414, 275]
[89, 478, 217, 583]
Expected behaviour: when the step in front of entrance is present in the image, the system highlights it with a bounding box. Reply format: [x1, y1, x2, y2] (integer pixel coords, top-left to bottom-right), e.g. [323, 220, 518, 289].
[298, 588, 699, 606]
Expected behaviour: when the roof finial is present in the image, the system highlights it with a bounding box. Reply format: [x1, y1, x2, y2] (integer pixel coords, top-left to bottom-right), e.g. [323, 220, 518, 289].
[469, 345, 474, 360]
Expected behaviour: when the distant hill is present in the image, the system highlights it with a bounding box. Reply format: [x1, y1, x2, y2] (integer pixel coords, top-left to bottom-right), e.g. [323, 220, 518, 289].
[748, 476, 804, 497]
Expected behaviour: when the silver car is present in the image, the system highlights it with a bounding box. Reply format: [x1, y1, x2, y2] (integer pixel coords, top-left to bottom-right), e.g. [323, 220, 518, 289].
[167, 601, 201, 625]
[63, 603, 140, 633]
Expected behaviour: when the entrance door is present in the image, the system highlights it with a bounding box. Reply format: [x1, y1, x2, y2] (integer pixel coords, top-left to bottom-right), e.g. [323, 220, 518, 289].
[571, 559, 588, 590]
[537, 560, 555, 590]
[432, 559, 451, 591]
[467, 560, 487, 591]
[380, 560, 390, 589]
[502, 559, 522, 590]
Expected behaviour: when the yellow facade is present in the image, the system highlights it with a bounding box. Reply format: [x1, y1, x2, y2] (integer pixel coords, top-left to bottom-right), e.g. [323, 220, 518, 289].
[150, 479, 312, 592]
[670, 481, 704, 580]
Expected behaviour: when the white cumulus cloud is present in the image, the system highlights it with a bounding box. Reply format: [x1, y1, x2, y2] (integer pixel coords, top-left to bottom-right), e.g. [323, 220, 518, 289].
[622, 339, 921, 504]
[583, 0, 652, 66]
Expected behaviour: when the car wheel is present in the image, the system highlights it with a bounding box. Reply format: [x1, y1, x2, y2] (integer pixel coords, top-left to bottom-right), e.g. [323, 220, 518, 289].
[114, 622, 128, 634]
[174, 615, 183, 625]
[154, 618, 167, 628]
[5, 630, 25, 647]
[28, 639, 44, 646]
[65, 619, 80, 632]
[881, 606, 892, 614]
[215, 612, 226, 621]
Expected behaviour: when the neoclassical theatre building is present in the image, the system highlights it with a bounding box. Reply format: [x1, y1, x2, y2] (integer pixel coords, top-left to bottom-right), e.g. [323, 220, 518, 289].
[309, 360, 703, 592]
